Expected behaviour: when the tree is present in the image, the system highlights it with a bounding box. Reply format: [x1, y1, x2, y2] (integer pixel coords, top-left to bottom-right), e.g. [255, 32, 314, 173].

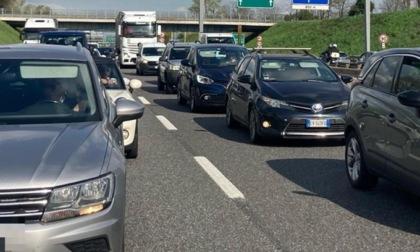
[348, 0, 374, 16]
[380, 0, 412, 13]
[0, 0, 15, 8]
[188, 0, 222, 16]
[329, 0, 355, 17]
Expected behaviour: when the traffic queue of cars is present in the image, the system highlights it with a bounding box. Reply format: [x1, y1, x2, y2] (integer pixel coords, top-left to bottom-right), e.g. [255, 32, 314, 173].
[147, 42, 420, 201]
[4, 37, 420, 250]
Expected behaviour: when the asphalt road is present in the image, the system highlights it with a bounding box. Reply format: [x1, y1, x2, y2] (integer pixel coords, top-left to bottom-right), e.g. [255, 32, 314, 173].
[121, 68, 420, 252]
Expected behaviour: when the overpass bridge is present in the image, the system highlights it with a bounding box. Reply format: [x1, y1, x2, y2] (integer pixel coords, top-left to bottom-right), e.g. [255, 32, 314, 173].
[0, 8, 282, 34]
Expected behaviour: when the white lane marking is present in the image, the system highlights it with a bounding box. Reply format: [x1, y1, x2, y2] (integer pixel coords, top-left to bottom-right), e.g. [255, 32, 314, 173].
[194, 156, 245, 199]
[138, 96, 150, 105]
[156, 115, 177, 130]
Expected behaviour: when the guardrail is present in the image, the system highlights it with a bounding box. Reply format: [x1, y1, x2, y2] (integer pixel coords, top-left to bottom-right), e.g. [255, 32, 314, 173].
[0, 8, 285, 23]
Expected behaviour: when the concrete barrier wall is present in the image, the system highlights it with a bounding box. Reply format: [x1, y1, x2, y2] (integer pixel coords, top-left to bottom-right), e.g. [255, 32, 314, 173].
[331, 66, 361, 77]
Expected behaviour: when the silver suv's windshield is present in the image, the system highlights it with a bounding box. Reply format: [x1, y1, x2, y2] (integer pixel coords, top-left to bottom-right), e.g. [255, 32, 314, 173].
[0, 60, 100, 124]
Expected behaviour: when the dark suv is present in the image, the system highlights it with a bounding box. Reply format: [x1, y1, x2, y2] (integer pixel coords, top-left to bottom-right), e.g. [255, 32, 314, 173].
[345, 48, 420, 194]
[177, 43, 249, 112]
[157, 42, 194, 93]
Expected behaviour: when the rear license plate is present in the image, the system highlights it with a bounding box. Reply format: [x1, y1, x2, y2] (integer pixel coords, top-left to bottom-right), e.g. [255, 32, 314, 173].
[306, 119, 330, 128]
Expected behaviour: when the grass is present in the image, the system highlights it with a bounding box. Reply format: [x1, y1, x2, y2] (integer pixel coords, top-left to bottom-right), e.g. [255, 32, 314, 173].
[0, 22, 21, 44]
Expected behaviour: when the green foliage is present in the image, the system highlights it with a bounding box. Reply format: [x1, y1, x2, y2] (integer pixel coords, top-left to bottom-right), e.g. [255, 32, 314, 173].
[0, 21, 21, 44]
[349, 0, 375, 16]
[246, 8, 420, 57]
[284, 10, 319, 21]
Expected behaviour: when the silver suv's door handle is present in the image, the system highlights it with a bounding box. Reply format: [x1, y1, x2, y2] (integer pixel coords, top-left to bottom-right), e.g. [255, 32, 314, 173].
[361, 100, 368, 108]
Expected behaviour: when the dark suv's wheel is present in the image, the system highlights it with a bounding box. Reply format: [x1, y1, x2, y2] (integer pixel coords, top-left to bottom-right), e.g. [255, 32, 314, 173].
[177, 85, 186, 105]
[190, 89, 200, 113]
[157, 72, 164, 91]
[249, 108, 262, 143]
[226, 99, 240, 128]
[345, 130, 378, 189]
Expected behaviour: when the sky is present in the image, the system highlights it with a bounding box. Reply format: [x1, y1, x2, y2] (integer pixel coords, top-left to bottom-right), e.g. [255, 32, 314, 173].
[25, 0, 384, 13]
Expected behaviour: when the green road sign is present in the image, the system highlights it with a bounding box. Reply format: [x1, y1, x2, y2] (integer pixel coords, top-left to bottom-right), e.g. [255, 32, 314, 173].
[237, 0, 274, 8]
[232, 34, 246, 45]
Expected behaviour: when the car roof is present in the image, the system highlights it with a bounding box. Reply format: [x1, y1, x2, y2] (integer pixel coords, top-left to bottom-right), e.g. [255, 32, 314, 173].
[250, 53, 317, 60]
[192, 44, 246, 49]
[41, 30, 87, 35]
[0, 43, 91, 60]
[167, 42, 196, 47]
[359, 47, 420, 78]
[93, 57, 117, 64]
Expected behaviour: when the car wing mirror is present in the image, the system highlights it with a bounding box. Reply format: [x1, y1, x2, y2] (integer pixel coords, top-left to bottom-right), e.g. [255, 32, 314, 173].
[398, 90, 420, 108]
[180, 59, 191, 67]
[340, 75, 353, 84]
[237, 75, 252, 83]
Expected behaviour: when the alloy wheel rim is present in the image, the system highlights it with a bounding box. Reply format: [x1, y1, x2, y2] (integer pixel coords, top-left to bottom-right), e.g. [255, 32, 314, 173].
[347, 137, 361, 181]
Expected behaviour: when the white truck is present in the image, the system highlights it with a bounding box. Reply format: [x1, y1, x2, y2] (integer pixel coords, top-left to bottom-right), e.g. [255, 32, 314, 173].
[21, 18, 58, 44]
[115, 11, 161, 67]
[198, 33, 236, 45]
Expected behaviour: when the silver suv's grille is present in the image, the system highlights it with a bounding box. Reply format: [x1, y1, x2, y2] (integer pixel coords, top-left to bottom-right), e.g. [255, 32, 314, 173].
[0, 189, 51, 222]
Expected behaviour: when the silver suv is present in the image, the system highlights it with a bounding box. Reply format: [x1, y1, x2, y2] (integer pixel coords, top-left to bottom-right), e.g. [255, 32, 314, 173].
[345, 48, 420, 194]
[0, 43, 144, 251]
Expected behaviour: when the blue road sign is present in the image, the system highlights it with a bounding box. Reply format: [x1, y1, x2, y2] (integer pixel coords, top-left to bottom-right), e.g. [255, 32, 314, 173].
[292, 0, 328, 3]
[292, 0, 329, 10]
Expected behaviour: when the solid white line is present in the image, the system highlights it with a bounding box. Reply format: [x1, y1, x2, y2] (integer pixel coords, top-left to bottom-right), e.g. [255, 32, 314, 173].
[194, 156, 245, 199]
[156, 115, 177, 130]
[138, 96, 150, 105]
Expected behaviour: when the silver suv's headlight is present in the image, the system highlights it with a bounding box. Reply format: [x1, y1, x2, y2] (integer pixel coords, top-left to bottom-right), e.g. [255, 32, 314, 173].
[196, 75, 214, 84]
[261, 96, 289, 108]
[42, 173, 115, 222]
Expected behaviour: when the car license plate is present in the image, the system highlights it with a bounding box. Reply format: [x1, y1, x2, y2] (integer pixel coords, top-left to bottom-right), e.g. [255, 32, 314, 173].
[0, 224, 25, 251]
[154, 66, 158, 69]
[306, 119, 330, 128]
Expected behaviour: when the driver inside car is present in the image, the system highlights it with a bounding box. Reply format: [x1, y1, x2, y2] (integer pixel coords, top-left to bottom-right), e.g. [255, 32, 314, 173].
[40, 78, 87, 112]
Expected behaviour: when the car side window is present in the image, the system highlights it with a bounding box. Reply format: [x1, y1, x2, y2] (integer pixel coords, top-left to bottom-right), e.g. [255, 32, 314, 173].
[188, 48, 196, 65]
[237, 58, 251, 76]
[362, 61, 380, 87]
[244, 59, 256, 80]
[371, 56, 400, 93]
[395, 56, 420, 94]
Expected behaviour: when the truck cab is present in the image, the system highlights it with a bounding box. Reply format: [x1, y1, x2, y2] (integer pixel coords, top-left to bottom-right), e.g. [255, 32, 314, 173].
[199, 33, 236, 45]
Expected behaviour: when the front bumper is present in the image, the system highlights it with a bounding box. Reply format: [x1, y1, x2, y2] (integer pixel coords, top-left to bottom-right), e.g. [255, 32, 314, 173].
[140, 62, 158, 74]
[0, 188, 125, 252]
[122, 119, 137, 148]
[194, 82, 227, 108]
[255, 106, 346, 140]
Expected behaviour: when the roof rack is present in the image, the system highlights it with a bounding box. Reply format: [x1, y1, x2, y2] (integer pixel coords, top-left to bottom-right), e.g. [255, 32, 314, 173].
[248, 47, 311, 53]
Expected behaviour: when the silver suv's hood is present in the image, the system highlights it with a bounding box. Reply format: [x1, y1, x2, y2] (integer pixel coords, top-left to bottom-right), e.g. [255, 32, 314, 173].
[0, 122, 108, 190]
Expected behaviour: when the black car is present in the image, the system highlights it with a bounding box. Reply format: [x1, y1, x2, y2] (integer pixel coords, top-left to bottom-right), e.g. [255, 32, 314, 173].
[345, 48, 420, 194]
[98, 47, 117, 59]
[177, 43, 249, 112]
[225, 51, 353, 143]
[158, 42, 194, 93]
[349, 51, 376, 69]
